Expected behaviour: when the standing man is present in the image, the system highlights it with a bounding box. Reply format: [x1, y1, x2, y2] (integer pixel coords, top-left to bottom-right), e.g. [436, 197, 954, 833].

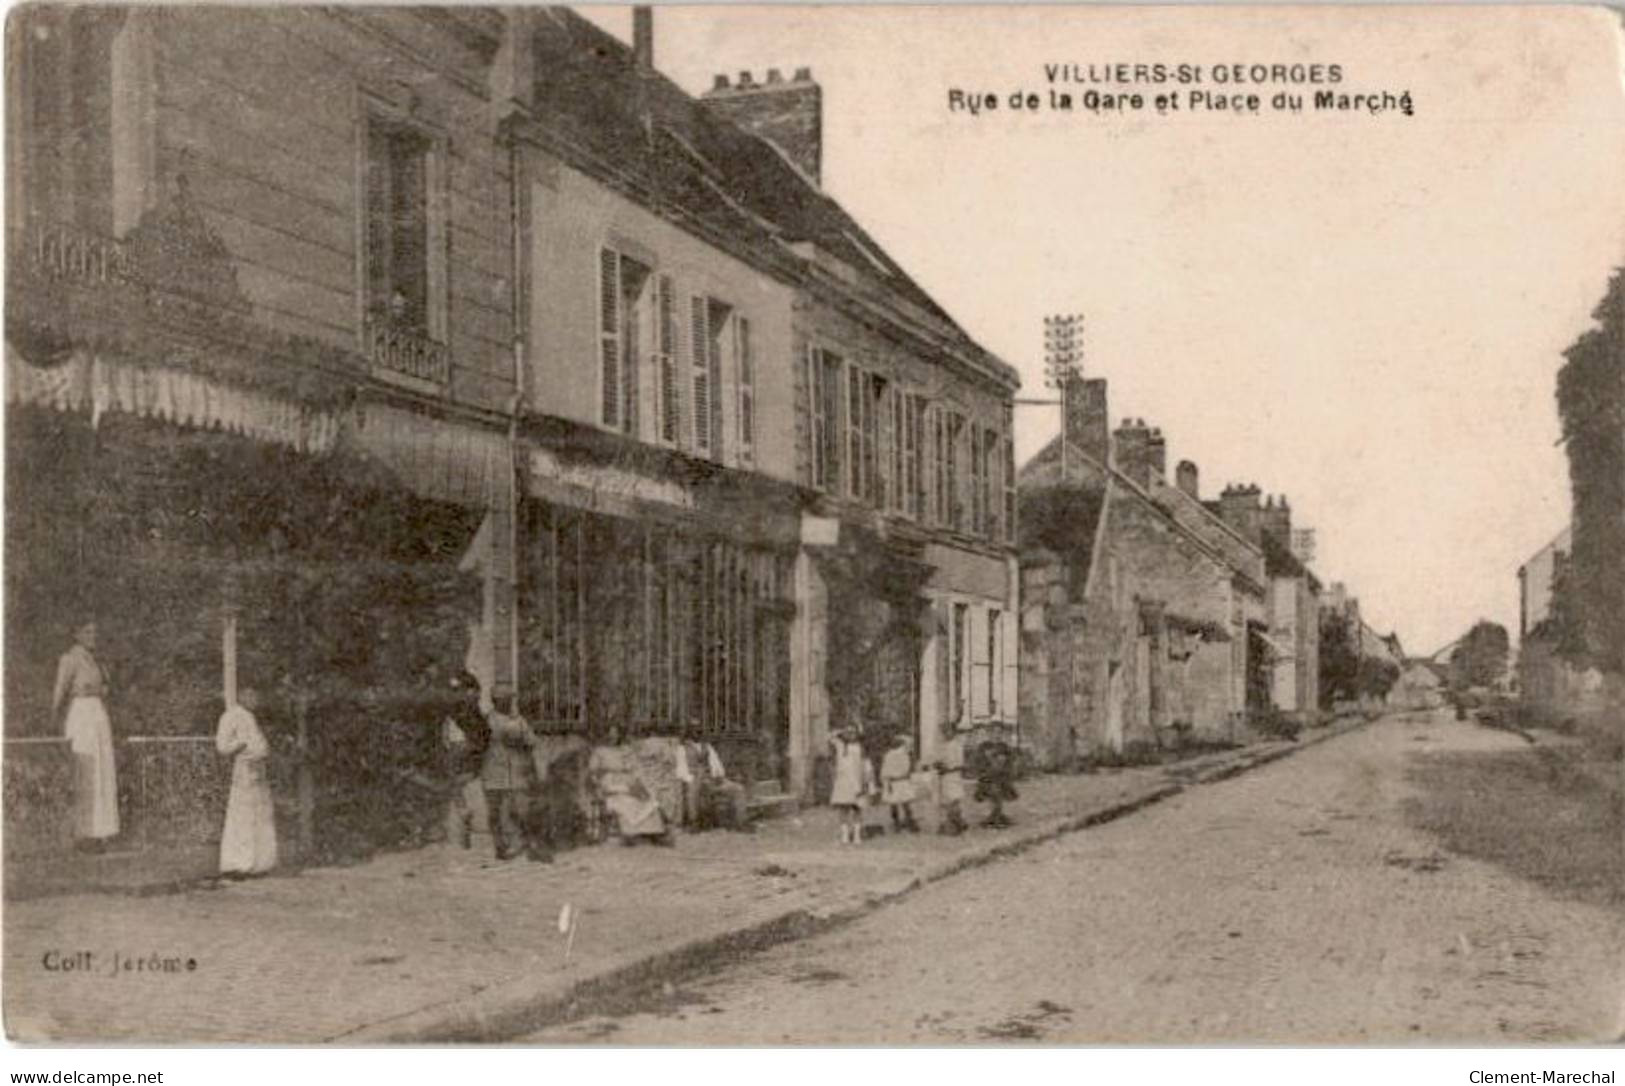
[442, 670, 490, 849]
[481, 697, 550, 862]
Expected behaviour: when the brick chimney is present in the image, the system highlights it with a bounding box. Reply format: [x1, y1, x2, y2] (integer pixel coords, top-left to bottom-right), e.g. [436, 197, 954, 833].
[1175, 459, 1199, 500]
[1146, 427, 1167, 484]
[632, 5, 654, 69]
[1113, 418, 1155, 489]
[1260, 494, 1292, 553]
[1217, 483, 1264, 545]
[1063, 372, 1109, 467]
[702, 67, 823, 185]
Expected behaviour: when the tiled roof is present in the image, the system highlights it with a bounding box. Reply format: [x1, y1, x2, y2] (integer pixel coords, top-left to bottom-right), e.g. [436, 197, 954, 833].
[529, 9, 1012, 383]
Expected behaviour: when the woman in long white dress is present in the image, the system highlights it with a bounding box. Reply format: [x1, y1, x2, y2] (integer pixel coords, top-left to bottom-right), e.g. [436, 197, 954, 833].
[52, 621, 119, 848]
[215, 687, 278, 876]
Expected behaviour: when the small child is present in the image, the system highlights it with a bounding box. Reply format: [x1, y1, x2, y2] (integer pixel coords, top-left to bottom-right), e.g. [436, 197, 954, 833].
[880, 734, 920, 833]
[934, 719, 968, 837]
[828, 725, 871, 845]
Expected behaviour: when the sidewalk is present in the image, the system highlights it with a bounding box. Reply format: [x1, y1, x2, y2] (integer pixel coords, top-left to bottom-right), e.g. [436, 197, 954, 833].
[2, 716, 1372, 1043]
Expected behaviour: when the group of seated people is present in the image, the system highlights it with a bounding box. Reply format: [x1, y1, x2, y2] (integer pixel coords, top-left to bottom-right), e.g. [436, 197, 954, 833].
[586, 724, 752, 844]
[439, 674, 753, 861]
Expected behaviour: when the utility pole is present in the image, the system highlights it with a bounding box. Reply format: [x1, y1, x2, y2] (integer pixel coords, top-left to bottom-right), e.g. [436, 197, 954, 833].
[1043, 313, 1083, 481]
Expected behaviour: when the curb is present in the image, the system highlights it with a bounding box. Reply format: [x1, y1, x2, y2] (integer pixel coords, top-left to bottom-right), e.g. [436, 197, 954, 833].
[339, 712, 1377, 1043]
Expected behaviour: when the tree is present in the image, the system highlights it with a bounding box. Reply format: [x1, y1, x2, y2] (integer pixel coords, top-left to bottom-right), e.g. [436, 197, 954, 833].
[1355, 656, 1400, 702]
[1319, 609, 1360, 706]
[1450, 620, 1510, 691]
[1553, 268, 1625, 675]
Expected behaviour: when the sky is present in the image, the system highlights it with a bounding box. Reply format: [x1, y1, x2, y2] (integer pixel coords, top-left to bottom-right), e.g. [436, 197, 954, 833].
[581, 4, 1625, 656]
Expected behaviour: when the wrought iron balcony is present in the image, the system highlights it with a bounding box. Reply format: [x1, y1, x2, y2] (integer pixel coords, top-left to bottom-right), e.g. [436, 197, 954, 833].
[365, 316, 451, 386]
[9, 218, 133, 288]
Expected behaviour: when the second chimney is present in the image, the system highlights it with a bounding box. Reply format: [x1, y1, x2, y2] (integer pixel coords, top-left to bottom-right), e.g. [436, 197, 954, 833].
[632, 6, 654, 69]
[1175, 459, 1199, 500]
[702, 67, 823, 185]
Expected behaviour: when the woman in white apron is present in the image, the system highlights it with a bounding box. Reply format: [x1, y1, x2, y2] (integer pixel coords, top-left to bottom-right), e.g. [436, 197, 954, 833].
[215, 687, 278, 876]
[52, 621, 119, 847]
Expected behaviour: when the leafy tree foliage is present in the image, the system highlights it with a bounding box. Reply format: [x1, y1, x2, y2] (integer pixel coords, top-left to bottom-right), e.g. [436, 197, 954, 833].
[1450, 620, 1510, 691]
[1318, 609, 1360, 706]
[1552, 269, 1625, 674]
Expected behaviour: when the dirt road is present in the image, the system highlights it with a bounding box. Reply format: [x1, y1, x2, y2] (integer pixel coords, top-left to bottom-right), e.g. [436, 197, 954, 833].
[526, 710, 1623, 1043]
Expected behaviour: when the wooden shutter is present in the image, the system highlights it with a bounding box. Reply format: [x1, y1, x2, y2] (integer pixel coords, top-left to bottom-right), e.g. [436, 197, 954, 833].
[599, 248, 620, 429]
[708, 305, 724, 458]
[657, 275, 678, 444]
[737, 316, 754, 456]
[851, 364, 864, 500]
[808, 346, 826, 488]
[690, 295, 710, 454]
[1003, 408, 1016, 544]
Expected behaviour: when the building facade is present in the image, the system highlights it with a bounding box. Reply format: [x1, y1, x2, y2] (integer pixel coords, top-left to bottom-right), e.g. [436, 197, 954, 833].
[5, 6, 521, 859]
[1209, 487, 1322, 723]
[502, 10, 1018, 800]
[1517, 525, 1606, 723]
[1018, 376, 1266, 768]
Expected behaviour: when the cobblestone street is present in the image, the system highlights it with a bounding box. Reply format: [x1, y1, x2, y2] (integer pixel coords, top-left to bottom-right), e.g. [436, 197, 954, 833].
[525, 710, 1623, 1044]
[6, 732, 1307, 1043]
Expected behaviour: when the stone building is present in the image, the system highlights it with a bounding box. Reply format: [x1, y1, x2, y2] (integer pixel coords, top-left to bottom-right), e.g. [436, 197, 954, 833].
[500, 9, 1018, 800]
[1517, 526, 1606, 723]
[1208, 486, 1323, 724]
[1017, 375, 1266, 767]
[5, 6, 521, 860]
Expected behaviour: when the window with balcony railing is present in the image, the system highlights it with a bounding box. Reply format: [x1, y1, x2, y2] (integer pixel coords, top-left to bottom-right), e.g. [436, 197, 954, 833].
[361, 108, 448, 385]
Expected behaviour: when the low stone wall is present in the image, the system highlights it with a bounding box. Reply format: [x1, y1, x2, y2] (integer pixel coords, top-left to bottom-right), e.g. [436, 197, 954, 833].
[4, 736, 226, 860]
[121, 737, 226, 848]
[4, 738, 76, 860]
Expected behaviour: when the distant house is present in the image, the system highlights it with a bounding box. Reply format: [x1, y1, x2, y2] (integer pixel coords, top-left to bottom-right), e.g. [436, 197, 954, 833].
[1393, 660, 1445, 711]
[1205, 486, 1323, 725]
[1517, 526, 1605, 723]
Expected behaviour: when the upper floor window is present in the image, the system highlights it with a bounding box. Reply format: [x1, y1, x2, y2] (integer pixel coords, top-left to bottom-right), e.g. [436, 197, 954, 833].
[690, 295, 730, 457]
[736, 315, 755, 459]
[808, 346, 844, 491]
[8, 8, 120, 235]
[598, 246, 652, 434]
[656, 275, 679, 445]
[946, 410, 966, 532]
[904, 394, 926, 520]
[930, 405, 947, 526]
[1002, 409, 1016, 545]
[362, 105, 448, 383]
[982, 424, 1001, 541]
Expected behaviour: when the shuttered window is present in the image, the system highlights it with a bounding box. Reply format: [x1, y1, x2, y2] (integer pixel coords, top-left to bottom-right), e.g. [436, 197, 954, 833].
[689, 295, 730, 458]
[969, 426, 984, 535]
[598, 248, 650, 435]
[1003, 406, 1016, 545]
[808, 346, 844, 491]
[906, 395, 925, 520]
[868, 374, 887, 506]
[847, 364, 864, 499]
[657, 275, 679, 445]
[599, 249, 621, 429]
[983, 425, 1000, 540]
[737, 315, 754, 457]
[690, 295, 711, 453]
[931, 406, 947, 526]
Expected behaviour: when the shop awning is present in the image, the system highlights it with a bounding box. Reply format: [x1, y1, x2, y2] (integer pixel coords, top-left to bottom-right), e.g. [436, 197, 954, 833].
[349, 400, 510, 510]
[1248, 626, 1292, 659]
[1166, 612, 1232, 643]
[6, 341, 339, 454]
